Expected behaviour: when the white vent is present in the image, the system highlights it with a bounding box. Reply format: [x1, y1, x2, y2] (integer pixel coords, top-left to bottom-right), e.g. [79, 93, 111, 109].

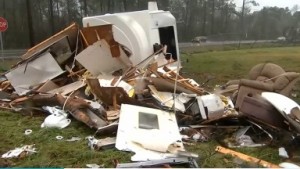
[148, 1, 158, 11]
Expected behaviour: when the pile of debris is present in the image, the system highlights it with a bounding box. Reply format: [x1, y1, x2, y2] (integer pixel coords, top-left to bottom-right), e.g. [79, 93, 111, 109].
[1, 23, 300, 168]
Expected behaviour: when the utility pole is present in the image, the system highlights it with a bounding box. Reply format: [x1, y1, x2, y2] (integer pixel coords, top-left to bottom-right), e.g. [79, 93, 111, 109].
[241, 0, 245, 37]
[83, 0, 88, 16]
[202, 0, 207, 35]
[210, 0, 215, 35]
[238, 0, 246, 48]
[49, 0, 55, 35]
[26, 0, 34, 47]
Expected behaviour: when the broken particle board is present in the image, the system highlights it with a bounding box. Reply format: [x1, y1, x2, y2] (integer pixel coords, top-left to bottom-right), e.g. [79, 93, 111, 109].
[37, 80, 59, 93]
[47, 80, 86, 96]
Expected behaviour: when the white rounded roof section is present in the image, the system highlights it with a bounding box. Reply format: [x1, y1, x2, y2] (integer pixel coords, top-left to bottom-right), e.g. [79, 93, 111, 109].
[82, 11, 153, 65]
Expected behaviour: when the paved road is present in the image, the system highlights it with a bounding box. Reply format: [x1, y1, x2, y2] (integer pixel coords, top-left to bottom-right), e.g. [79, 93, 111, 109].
[0, 40, 275, 59]
[0, 49, 26, 59]
[179, 40, 275, 48]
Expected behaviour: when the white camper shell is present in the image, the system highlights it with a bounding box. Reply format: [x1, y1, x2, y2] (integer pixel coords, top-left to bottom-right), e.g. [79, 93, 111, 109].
[82, 2, 180, 68]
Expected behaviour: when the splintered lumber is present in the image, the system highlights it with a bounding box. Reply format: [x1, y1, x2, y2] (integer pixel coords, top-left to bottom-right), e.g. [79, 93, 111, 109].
[0, 81, 11, 91]
[162, 66, 205, 95]
[21, 23, 80, 60]
[215, 146, 280, 168]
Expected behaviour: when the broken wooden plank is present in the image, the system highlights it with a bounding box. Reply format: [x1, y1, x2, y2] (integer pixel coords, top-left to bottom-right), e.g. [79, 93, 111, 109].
[215, 146, 280, 168]
[22, 23, 80, 60]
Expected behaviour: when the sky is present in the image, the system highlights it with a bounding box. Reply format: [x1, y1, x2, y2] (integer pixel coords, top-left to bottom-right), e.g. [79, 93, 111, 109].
[234, 0, 300, 12]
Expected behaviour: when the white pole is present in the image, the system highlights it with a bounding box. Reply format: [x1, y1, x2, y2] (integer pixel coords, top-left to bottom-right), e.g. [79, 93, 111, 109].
[0, 32, 3, 58]
[0, 32, 3, 62]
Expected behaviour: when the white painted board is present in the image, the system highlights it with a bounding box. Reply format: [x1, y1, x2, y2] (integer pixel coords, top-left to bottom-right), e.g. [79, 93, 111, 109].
[116, 104, 185, 161]
[75, 40, 130, 76]
[5, 52, 64, 95]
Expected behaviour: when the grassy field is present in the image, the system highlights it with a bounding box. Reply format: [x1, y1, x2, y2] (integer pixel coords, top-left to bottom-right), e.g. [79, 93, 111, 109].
[1, 46, 300, 167]
[181, 46, 300, 92]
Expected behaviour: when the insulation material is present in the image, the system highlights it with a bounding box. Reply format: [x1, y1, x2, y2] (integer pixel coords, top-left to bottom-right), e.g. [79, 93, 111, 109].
[116, 104, 185, 161]
[75, 40, 131, 76]
[5, 52, 64, 95]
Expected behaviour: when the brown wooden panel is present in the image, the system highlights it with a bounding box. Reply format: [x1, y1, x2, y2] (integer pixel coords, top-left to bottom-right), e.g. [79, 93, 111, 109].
[81, 24, 120, 57]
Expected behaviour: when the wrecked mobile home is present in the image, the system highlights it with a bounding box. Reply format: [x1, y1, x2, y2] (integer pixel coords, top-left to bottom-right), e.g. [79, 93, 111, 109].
[1, 1, 300, 168]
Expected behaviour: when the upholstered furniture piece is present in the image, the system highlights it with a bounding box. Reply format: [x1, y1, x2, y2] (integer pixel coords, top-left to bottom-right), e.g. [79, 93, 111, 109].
[239, 95, 288, 129]
[235, 63, 300, 109]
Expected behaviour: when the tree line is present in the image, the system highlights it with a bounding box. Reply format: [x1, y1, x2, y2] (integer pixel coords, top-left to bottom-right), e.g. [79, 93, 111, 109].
[0, 0, 300, 49]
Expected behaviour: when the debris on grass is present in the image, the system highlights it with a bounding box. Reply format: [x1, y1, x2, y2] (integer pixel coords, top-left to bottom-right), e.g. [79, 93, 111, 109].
[24, 129, 32, 135]
[55, 136, 64, 140]
[86, 163, 105, 168]
[86, 136, 116, 150]
[66, 137, 81, 142]
[0, 1, 300, 167]
[215, 146, 280, 168]
[1, 145, 37, 159]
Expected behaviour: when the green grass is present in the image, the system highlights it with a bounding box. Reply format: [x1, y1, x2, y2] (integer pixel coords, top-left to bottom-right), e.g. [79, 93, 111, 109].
[181, 46, 300, 91]
[0, 111, 282, 168]
[186, 141, 281, 168]
[0, 59, 21, 72]
[0, 111, 131, 167]
[1, 46, 300, 167]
